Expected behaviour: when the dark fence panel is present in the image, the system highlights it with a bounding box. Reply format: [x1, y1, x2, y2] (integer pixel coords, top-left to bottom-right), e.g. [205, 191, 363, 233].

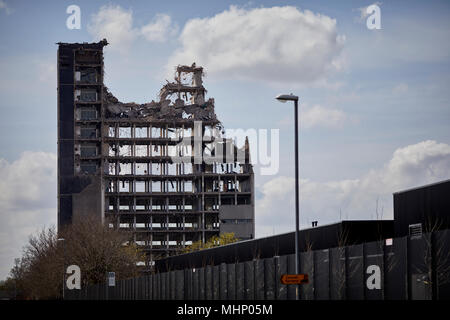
[314, 249, 330, 300]
[236, 263, 245, 300]
[176, 270, 184, 300]
[244, 261, 254, 300]
[68, 231, 449, 300]
[198, 267, 205, 300]
[330, 247, 346, 300]
[346, 244, 364, 300]
[212, 265, 220, 300]
[384, 236, 408, 299]
[299, 251, 314, 300]
[255, 259, 265, 300]
[219, 263, 227, 300]
[192, 268, 199, 300]
[275, 255, 287, 300]
[264, 258, 275, 300]
[409, 233, 432, 300]
[364, 241, 384, 300]
[434, 230, 450, 299]
[226, 263, 236, 300]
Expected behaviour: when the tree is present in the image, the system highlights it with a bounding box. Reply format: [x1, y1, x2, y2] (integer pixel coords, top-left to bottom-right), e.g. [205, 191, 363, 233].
[182, 233, 239, 253]
[9, 217, 144, 299]
[59, 217, 144, 285]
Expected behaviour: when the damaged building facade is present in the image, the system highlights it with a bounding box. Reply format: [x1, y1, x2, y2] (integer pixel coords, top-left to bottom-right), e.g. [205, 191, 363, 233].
[57, 40, 255, 270]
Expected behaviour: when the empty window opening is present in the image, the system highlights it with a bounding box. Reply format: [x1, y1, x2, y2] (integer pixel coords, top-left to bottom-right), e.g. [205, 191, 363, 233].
[108, 127, 116, 137]
[119, 145, 132, 156]
[80, 145, 97, 157]
[119, 204, 130, 211]
[75, 69, 97, 83]
[168, 180, 177, 192]
[75, 89, 97, 102]
[152, 181, 161, 192]
[152, 144, 162, 156]
[80, 163, 97, 174]
[135, 127, 147, 138]
[167, 128, 176, 139]
[135, 164, 148, 175]
[80, 127, 97, 139]
[119, 127, 132, 138]
[80, 108, 97, 120]
[119, 181, 130, 192]
[135, 145, 147, 157]
[184, 181, 193, 192]
[168, 145, 177, 158]
[135, 181, 146, 192]
[168, 163, 177, 175]
[151, 127, 161, 138]
[152, 163, 161, 175]
[118, 163, 132, 175]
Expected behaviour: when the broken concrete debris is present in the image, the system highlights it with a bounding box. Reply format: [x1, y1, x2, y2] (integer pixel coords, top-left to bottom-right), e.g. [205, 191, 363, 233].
[104, 63, 218, 122]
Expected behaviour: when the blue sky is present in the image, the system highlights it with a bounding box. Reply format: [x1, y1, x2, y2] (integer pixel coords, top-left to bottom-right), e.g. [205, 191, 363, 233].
[0, 0, 449, 279]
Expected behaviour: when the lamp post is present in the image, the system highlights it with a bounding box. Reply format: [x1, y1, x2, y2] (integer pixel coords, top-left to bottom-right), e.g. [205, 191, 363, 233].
[57, 238, 66, 300]
[275, 93, 300, 300]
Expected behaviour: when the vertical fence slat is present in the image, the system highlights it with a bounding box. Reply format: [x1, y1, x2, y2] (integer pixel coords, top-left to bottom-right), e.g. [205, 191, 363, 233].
[409, 233, 432, 300]
[175, 270, 184, 300]
[244, 261, 254, 300]
[219, 263, 227, 300]
[275, 255, 287, 300]
[205, 266, 213, 300]
[435, 230, 450, 299]
[315, 249, 330, 300]
[227, 263, 236, 300]
[330, 247, 346, 300]
[264, 258, 275, 300]
[236, 262, 245, 300]
[255, 259, 265, 300]
[300, 251, 314, 300]
[346, 244, 364, 300]
[213, 265, 220, 300]
[364, 241, 384, 300]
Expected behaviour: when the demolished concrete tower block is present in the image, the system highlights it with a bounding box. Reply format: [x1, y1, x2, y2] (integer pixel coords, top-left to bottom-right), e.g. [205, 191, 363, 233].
[57, 41, 255, 272]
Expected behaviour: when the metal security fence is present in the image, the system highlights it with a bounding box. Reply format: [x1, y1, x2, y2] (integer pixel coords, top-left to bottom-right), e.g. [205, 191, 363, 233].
[66, 229, 450, 300]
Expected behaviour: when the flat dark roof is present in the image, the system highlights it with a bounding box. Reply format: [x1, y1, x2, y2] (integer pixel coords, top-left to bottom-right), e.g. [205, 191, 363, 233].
[393, 179, 450, 195]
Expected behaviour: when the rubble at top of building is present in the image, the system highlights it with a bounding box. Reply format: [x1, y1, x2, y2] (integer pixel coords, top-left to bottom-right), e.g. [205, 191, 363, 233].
[104, 63, 219, 123]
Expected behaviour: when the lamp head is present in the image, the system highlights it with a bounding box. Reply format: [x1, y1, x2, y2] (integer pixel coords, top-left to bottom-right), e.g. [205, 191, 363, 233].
[275, 93, 299, 102]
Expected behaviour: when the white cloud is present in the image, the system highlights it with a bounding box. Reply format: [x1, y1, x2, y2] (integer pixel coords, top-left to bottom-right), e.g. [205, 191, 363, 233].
[0, 152, 57, 280]
[167, 5, 345, 85]
[276, 104, 354, 129]
[141, 14, 178, 42]
[301, 104, 349, 129]
[88, 5, 178, 53]
[256, 140, 450, 238]
[88, 5, 137, 54]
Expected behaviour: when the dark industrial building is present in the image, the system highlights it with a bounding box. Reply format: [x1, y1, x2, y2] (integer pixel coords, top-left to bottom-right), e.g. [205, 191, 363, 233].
[57, 40, 255, 270]
[155, 180, 450, 273]
[155, 220, 393, 272]
[394, 179, 450, 237]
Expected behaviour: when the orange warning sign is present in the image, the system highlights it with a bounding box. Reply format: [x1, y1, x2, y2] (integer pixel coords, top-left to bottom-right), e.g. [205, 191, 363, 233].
[280, 274, 309, 285]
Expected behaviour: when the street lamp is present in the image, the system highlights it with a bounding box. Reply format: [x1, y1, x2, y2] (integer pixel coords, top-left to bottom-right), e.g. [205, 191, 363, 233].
[57, 238, 66, 300]
[275, 93, 300, 299]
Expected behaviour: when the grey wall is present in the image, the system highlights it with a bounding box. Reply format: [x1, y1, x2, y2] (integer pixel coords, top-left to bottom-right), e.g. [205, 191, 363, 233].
[219, 204, 254, 239]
